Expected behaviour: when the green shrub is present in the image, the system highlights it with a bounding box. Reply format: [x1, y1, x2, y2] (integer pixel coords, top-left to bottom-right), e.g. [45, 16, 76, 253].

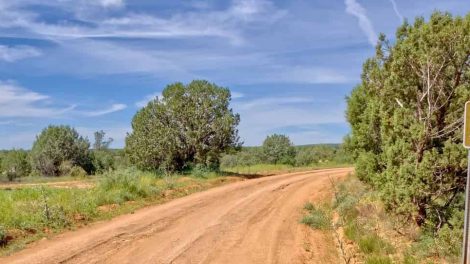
[344, 221, 362, 241]
[94, 169, 159, 205]
[358, 234, 394, 254]
[301, 203, 331, 230]
[69, 166, 88, 178]
[31, 125, 93, 176]
[262, 134, 296, 165]
[92, 150, 116, 174]
[1, 149, 31, 181]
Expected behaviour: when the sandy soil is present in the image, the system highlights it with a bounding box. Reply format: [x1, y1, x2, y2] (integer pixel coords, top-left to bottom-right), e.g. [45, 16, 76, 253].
[1, 168, 352, 264]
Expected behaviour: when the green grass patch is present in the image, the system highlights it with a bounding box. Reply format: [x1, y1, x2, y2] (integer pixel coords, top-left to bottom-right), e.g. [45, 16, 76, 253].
[358, 234, 394, 254]
[300, 202, 331, 230]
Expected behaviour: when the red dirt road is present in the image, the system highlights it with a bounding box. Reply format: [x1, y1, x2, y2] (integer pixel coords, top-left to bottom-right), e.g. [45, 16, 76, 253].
[1, 168, 352, 264]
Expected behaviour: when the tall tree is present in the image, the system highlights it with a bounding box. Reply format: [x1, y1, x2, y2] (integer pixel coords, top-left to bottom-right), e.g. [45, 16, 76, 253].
[262, 134, 296, 165]
[346, 12, 470, 229]
[93, 130, 113, 150]
[125, 80, 241, 171]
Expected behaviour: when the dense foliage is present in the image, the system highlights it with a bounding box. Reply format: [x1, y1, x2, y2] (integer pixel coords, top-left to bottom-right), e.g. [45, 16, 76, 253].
[31, 125, 94, 176]
[1, 150, 31, 181]
[262, 134, 296, 165]
[345, 12, 470, 231]
[126, 80, 240, 172]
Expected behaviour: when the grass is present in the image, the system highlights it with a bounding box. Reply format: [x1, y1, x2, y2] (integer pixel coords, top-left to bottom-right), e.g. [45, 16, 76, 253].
[300, 202, 331, 230]
[330, 175, 398, 262]
[331, 175, 463, 263]
[0, 167, 241, 255]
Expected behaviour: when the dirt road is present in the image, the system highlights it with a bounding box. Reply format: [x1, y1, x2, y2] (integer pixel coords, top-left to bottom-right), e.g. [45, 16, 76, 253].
[2, 168, 352, 264]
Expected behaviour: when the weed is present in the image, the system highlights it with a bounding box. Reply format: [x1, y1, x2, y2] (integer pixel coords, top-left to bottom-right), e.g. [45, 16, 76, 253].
[303, 202, 315, 211]
[300, 203, 331, 230]
[358, 234, 394, 254]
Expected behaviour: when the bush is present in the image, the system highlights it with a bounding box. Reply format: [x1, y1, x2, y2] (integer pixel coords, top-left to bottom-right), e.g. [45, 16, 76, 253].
[300, 203, 331, 230]
[126, 80, 241, 172]
[262, 134, 296, 165]
[69, 166, 88, 178]
[92, 150, 116, 174]
[1, 149, 31, 181]
[94, 169, 159, 205]
[31, 125, 93, 176]
[358, 234, 394, 254]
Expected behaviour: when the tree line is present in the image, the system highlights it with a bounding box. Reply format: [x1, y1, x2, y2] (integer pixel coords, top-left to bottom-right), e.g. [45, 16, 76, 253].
[0, 80, 242, 180]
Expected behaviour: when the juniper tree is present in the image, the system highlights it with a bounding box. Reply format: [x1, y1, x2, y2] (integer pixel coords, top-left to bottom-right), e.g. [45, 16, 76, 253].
[125, 80, 241, 171]
[346, 12, 470, 229]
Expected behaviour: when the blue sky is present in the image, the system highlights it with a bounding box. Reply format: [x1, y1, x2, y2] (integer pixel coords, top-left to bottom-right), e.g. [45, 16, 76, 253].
[0, 0, 469, 149]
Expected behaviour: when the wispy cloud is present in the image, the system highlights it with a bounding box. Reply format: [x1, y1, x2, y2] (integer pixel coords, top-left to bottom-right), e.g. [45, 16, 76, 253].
[237, 96, 314, 110]
[136, 92, 162, 108]
[0, 81, 75, 118]
[82, 104, 127, 117]
[0, 0, 284, 44]
[388, 0, 404, 22]
[345, 0, 377, 46]
[0, 45, 42, 62]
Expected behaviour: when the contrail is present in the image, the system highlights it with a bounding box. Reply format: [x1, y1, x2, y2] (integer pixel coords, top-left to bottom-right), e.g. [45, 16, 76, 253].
[389, 0, 404, 22]
[345, 0, 377, 46]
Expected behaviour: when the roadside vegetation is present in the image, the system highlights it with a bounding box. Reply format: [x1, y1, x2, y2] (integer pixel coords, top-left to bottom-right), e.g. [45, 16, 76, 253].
[302, 175, 460, 263]
[300, 11, 470, 263]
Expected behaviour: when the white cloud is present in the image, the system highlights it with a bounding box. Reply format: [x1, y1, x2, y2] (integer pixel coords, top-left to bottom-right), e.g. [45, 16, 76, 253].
[0, 45, 42, 62]
[0, 0, 284, 44]
[82, 103, 127, 117]
[345, 0, 377, 46]
[0, 81, 75, 118]
[135, 92, 162, 108]
[388, 0, 404, 22]
[100, 0, 124, 8]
